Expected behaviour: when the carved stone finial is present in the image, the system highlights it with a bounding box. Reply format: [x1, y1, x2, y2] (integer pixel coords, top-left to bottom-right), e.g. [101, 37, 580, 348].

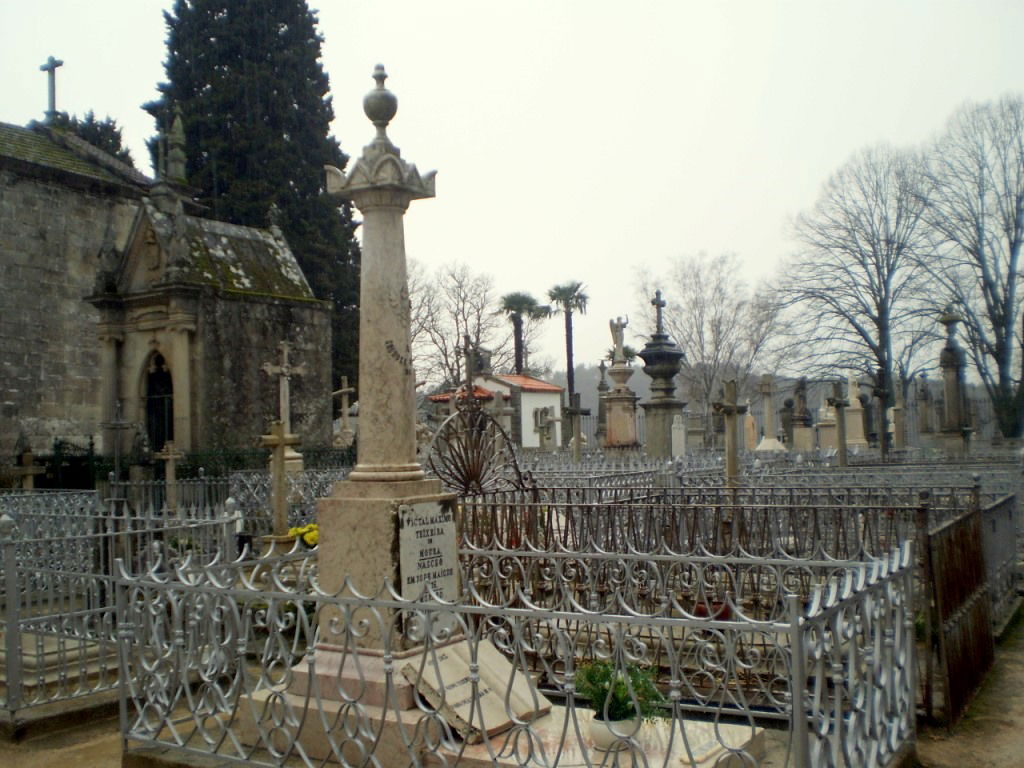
[166, 106, 187, 183]
[363, 64, 398, 144]
[325, 65, 435, 204]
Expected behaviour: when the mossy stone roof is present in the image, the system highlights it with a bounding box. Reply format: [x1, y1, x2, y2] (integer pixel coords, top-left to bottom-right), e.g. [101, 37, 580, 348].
[0, 121, 150, 190]
[144, 199, 314, 299]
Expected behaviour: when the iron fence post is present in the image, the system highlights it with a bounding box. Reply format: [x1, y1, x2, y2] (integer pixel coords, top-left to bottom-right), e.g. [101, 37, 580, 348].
[916, 490, 934, 720]
[1, 513, 24, 717]
[787, 592, 810, 768]
[905, 539, 919, 750]
[114, 557, 132, 753]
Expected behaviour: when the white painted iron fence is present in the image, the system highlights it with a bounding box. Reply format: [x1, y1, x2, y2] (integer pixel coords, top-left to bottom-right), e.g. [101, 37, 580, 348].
[116, 543, 914, 768]
[0, 492, 236, 721]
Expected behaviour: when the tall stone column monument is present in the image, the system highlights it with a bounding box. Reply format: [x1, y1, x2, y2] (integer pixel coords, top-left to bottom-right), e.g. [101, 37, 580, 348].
[319, 66, 454, 638]
[638, 291, 685, 458]
[937, 305, 970, 456]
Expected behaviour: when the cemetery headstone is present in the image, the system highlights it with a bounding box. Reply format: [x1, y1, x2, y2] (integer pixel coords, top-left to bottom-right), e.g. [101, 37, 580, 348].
[744, 402, 757, 451]
[262, 341, 306, 471]
[791, 378, 815, 452]
[671, 414, 686, 457]
[754, 374, 785, 452]
[825, 381, 849, 467]
[891, 375, 906, 450]
[844, 373, 869, 450]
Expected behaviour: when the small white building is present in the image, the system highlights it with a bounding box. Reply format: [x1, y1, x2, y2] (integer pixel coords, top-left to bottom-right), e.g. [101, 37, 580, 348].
[425, 374, 564, 450]
[477, 374, 563, 450]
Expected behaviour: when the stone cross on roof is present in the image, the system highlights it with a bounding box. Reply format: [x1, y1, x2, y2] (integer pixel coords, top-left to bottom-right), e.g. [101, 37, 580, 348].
[39, 55, 64, 123]
[262, 342, 306, 434]
[651, 290, 667, 336]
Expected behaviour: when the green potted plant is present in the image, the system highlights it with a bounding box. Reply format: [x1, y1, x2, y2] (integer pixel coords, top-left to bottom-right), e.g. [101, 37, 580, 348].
[575, 659, 664, 751]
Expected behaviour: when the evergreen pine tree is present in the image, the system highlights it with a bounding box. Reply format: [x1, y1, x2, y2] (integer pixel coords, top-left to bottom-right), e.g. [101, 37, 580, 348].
[50, 110, 136, 167]
[145, 0, 360, 386]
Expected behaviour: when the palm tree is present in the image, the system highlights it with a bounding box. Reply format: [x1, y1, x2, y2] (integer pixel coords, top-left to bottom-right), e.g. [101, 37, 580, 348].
[499, 292, 549, 374]
[547, 281, 589, 397]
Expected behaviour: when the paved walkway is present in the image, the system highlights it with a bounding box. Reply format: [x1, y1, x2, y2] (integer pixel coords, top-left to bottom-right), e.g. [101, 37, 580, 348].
[5, 613, 1024, 768]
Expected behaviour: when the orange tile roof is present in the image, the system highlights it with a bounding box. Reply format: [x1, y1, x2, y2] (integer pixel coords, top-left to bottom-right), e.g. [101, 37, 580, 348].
[427, 384, 500, 402]
[491, 374, 563, 393]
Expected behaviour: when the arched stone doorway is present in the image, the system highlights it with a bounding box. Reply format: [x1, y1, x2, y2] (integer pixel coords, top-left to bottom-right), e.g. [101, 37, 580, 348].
[145, 353, 174, 452]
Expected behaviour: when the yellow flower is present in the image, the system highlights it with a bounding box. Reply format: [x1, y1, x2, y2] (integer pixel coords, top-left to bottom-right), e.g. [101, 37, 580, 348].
[288, 523, 319, 547]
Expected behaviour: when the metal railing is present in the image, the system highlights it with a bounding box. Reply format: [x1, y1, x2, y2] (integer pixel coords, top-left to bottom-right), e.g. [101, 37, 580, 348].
[116, 542, 915, 768]
[0, 494, 237, 720]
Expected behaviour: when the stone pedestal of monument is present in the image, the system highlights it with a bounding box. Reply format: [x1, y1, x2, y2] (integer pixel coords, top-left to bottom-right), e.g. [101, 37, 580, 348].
[638, 291, 685, 459]
[817, 405, 838, 451]
[792, 425, 815, 453]
[844, 375, 870, 450]
[604, 362, 639, 448]
[754, 375, 785, 453]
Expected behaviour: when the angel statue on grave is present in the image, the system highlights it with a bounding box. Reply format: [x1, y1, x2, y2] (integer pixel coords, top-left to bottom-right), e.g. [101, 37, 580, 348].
[609, 316, 629, 363]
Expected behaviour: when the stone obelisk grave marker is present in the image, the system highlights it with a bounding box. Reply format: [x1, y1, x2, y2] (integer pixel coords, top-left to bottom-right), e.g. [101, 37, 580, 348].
[319, 65, 457, 648]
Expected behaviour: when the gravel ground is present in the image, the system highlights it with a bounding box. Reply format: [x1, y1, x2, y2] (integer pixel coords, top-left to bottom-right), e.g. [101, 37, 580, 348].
[915, 608, 1024, 768]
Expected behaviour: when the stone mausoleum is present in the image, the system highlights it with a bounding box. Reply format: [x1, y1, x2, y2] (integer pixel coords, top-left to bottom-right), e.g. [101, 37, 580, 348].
[0, 120, 332, 460]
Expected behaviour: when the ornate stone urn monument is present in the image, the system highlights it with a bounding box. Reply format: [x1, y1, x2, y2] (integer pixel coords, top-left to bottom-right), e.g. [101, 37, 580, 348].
[638, 291, 685, 458]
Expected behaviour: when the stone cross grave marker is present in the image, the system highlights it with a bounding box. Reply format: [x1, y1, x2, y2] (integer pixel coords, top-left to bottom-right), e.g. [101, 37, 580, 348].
[260, 421, 300, 537]
[332, 376, 356, 447]
[564, 392, 591, 462]
[100, 400, 135, 480]
[712, 379, 747, 486]
[12, 449, 45, 490]
[153, 440, 185, 513]
[262, 341, 306, 434]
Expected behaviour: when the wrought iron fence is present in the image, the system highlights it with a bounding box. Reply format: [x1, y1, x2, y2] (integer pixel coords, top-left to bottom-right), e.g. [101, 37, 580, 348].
[979, 494, 1020, 632]
[116, 542, 915, 768]
[228, 468, 350, 536]
[0, 496, 237, 721]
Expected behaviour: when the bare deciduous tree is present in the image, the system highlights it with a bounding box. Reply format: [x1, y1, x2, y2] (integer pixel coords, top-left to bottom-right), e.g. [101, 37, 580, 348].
[922, 96, 1024, 437]
[408, 261, 511, 389]
[637, 252, 782, 421]
[780, 144, 935, 411]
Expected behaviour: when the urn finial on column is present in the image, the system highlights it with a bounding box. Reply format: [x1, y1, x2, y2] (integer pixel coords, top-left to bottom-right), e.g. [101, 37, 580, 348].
[364, 64, 398, 146]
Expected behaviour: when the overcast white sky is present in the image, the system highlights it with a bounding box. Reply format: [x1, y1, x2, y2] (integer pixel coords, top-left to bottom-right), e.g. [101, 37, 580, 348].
[3, 1, 1023, 369]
